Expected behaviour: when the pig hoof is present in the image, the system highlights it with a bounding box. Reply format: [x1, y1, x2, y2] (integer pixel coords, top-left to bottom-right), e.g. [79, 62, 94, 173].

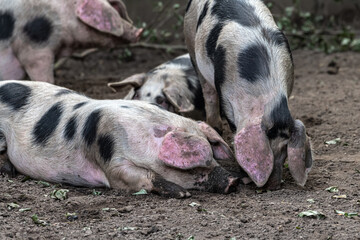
[152, 175, 191, 199]
[0, 159, 17, 178]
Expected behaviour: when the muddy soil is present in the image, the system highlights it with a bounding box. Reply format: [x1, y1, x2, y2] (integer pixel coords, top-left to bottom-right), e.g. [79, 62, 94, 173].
[0, 48, 359, 240]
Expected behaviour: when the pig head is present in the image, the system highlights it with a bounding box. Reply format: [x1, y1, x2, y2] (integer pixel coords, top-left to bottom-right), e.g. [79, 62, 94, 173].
[108, 54, 204, 116]
[234, 97, 312, 189]
[0, 0, 142, 83]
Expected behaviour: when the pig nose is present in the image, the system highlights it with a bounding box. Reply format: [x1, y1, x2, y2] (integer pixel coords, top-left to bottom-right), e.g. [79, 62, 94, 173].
[224, 177, 240, 194]
[155, 96, 166, 105]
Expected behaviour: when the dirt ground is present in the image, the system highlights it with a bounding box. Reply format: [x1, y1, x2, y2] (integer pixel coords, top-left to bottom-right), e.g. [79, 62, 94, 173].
[0, 48, 359, 240]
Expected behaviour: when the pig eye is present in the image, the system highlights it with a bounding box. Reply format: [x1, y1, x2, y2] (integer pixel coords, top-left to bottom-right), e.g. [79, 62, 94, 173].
[266, 127, 278, 140]
[133, 91, 140, 99]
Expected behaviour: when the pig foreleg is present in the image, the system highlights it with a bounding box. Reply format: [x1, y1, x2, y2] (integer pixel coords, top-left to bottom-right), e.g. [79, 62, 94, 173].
[151, 174, 191, 198]
[198, 73, 223, 134]
[18, 48, 55, 83]
[108, 160, 191, 198]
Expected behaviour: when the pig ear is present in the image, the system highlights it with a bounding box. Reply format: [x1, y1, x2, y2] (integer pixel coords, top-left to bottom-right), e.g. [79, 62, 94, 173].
[108, 73, 146, 92]
[163, 84, 195, 113]
[159, 131, 213, 170]
[234, 123, 274, 187]
[197, 122, 235, 161]
[108, 0, 133, 23]
[76, 0, 126, 37]
[287, 120, 313, 186]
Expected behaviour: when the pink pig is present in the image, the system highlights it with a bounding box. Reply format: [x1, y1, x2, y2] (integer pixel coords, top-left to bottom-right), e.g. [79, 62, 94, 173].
[0, 0, 142, 83]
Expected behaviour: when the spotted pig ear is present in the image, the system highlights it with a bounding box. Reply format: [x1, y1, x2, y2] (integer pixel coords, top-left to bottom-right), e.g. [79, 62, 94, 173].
[287, 120, 313, 186]
[108, 0, 133, 23]
[234, 122, 274, 187]
[76, 0, 125, 36]
[159, 131, 213, 170]
[163, 82, 195, 113]
[108, 73, 147, 99]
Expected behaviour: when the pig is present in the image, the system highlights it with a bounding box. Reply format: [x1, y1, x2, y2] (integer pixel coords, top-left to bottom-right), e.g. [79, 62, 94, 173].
[0, 0, 142, 83]
[107, 54, 205, 120]
[184, 0, 312, 189]
[0, 80, 239, 198]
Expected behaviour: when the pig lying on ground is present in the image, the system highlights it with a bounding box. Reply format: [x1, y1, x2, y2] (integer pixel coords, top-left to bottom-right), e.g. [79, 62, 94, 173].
[108, 54, 205, 120]
[0, 0, 142, 83]
[0, 80, 239, 198]
[184, 0, 312, 189]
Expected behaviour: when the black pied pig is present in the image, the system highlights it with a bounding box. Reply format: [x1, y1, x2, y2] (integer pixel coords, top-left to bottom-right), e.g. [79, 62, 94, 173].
[0, 80, 239, 198]
[0, 0, 142, 83]
[184, 0, 312, 189]
[108, 54, 205, 119]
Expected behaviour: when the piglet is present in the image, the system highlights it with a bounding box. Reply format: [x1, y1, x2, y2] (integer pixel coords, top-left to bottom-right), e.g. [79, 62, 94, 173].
[0, 80, 239, 198]
[108, 54, 205, 119]
[184, 0, 312, 189]
[0, 0, 142, 83]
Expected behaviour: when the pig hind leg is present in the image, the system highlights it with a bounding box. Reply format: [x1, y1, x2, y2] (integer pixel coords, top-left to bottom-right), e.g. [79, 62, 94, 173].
[109, 160, 191, 198]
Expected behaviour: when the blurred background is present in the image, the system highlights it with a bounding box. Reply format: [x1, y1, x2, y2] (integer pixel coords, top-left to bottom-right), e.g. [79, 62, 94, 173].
[123, 0, 360, 53]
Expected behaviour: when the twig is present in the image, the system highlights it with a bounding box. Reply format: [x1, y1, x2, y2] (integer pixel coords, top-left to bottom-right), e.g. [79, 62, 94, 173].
[128, 42, 187, 51]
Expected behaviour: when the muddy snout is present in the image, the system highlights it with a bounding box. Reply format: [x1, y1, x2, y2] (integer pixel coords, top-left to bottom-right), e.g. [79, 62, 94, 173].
[205, 167, 240, 194]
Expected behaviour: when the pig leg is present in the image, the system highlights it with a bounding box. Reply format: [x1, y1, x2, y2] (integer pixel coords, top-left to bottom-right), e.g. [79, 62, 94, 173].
[0, 133, 16, 177]
[198, 72, 223, 133]
[17, 48, 55, 83]
[151, 174, 192, 198]
[0, 48, 26, 80]
[108, 160, 191, 198]
[0, 158, 17, 178]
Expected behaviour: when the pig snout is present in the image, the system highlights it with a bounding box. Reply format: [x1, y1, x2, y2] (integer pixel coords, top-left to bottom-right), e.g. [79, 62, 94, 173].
[204, 167, 240, 194]
[122, 23, 143, 43]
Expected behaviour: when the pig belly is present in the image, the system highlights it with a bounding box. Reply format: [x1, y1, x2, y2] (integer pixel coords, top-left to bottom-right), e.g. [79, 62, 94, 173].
[7, 147, 110, 188]
[0, 48, 26, 80]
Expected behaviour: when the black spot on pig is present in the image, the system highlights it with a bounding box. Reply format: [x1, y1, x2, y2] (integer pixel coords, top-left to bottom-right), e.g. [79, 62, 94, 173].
[55, 89, 75, 97]
[23, 16, 53, 43]
[73, 102, 88, 110]
[170, 57, 191, 66]
[206, 23, 224, 61]
[197, 1, 209, 31]
[0, 83, 32, 111]
[212, 0, 260, 27]
[186, 0, 193, 13]
[146, 93, 151, 97]
[97, 134, 114, 163]
[187, 76, 204, 110]
[0, 11, 15, 40]
[238, 44, 270, 83]
[82, 110, 102, 147]
[266, 96, 294, 140]
[33, 102, 63, 145]
[64, 116, 78, 141]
